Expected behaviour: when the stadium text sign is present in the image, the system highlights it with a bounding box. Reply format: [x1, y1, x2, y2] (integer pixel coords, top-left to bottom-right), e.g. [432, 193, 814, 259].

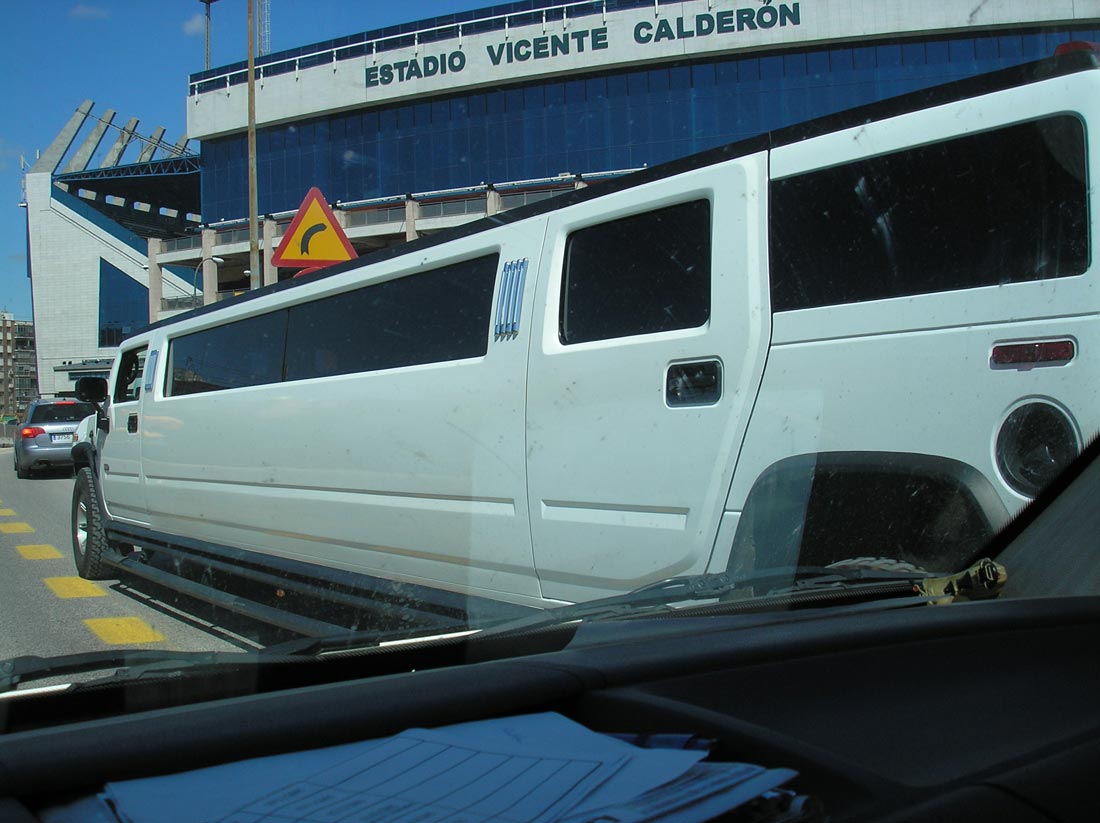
[365, 2, 801, 88]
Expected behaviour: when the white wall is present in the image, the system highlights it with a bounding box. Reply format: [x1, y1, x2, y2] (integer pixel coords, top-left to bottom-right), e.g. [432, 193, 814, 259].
[25, 173, 150, 397]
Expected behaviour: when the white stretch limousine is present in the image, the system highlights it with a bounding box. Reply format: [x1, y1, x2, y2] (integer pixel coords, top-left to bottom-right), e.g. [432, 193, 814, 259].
[72, 52, 1098, 628]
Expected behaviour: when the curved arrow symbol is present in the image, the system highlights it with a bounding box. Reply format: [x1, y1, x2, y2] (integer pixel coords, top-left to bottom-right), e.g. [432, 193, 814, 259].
[300, 223, 328, 254]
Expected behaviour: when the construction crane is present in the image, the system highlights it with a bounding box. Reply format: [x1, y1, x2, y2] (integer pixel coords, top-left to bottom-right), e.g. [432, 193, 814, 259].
[258, 0, 271, 56]
[195, 1, 269, 69]
[196, 0, 220, 71]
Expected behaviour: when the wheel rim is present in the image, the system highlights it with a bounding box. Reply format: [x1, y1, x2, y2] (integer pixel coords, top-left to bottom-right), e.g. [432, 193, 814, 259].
[75, 495, 89, 559]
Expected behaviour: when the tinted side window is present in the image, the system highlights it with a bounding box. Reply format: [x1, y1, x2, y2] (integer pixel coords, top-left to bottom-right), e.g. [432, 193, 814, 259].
[283, 254, 498, 381]
[114, 347, 146, 402]
[769, 115, 1089, 311]
[168, 311, 288, 396]
[560, 200, 711, 345]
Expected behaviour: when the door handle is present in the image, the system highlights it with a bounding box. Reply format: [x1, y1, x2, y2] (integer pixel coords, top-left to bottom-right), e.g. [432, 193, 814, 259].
[666, 360, 722, 406]
[127, 414, 138, 434]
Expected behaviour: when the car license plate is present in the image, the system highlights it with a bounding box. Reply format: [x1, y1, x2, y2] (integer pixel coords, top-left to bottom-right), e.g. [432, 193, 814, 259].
[51, 433, 73, 444]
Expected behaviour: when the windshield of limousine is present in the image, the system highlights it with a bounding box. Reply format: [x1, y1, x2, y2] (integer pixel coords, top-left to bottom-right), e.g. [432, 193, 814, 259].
[2, 0, 1099, 700]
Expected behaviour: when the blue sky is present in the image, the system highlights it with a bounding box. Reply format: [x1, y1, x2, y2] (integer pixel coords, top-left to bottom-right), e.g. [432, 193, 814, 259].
[0, 0, 494, 319]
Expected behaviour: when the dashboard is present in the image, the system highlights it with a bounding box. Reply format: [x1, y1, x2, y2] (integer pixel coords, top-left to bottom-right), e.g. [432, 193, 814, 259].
[0, 595, 1096, 822]
[1, 447, 1098, 822]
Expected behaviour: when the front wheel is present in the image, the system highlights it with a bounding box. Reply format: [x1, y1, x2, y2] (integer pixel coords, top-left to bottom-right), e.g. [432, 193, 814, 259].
[72, 467, 111, 580]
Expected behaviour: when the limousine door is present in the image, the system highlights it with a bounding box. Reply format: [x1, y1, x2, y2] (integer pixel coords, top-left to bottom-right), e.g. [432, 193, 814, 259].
[100, 344, 150, 524]
[525, 154, 771, 603]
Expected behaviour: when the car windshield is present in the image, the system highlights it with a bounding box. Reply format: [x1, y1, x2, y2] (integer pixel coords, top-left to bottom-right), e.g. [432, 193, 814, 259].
[28, 403, 96, 425]
[2, 4, 1099, 816]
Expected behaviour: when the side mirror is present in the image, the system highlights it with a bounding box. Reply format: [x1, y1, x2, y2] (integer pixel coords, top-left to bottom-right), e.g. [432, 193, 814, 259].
[76, 377, 108, 404]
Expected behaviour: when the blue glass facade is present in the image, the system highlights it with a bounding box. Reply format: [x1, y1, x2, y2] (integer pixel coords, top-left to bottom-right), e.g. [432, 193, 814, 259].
[99, 259, 148, 347]
[200, 27, 1099, 223]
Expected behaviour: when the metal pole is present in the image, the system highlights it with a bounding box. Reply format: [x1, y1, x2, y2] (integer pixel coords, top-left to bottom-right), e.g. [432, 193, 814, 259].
[247, 0, 260, 290]
[193, 256, 223, 308]
[204, 1, 211, 70]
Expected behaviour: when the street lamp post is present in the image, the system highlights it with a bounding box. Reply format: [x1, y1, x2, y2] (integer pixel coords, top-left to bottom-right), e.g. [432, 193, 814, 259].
[247, 0, 260, 291]
[193, 256, 224, 307]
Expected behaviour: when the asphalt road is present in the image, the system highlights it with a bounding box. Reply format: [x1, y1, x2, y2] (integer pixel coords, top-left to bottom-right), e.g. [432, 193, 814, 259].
[0, 448, 248, 662]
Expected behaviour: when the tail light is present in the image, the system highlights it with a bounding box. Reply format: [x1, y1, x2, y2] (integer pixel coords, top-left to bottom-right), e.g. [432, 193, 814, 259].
[20, 426, 45, 439]
[1054, 41, 1100, 56]
[990, 339, 1075, 367]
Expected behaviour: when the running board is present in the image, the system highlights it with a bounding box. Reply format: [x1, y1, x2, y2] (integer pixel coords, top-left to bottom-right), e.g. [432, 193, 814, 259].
[102, 523, 536, 638]
[102, 552, 349, 637]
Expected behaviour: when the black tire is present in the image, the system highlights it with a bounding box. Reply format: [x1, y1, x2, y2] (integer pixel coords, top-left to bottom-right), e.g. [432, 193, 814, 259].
[72, 467, 111, 580]
[14, 453, 30, 479]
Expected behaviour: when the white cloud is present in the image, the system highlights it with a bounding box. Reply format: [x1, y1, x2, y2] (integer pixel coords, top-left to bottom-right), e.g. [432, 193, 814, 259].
[183, 13, 205, 37]
[70, 4, 109, 20]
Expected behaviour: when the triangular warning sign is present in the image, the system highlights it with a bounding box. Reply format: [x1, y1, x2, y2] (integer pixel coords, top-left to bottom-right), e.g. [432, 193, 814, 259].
[271, 187, 358, 269]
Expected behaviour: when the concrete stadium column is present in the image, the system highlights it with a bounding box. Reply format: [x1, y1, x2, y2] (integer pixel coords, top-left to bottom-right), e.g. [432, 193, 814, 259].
[486, 187, 502, 216]
[262, 217, 277, 286]
[30, 100, 93, 174]
[65, 108, 115, 173]
[146, 237, 163, 323]
[405, 197, 419, 242]
[201, 228, 218, 305]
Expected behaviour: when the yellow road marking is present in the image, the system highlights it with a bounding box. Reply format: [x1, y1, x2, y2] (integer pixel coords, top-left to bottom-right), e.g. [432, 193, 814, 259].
[84, 617, 166, 644]
[0, 522, 34, 534]
[44, 576, 107, 599]
[0, 508, 16, 516]
[17, 544, 63, 560]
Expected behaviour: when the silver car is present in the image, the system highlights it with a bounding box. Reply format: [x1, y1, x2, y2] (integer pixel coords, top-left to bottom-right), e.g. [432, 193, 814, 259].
[13, 399, 97, 478]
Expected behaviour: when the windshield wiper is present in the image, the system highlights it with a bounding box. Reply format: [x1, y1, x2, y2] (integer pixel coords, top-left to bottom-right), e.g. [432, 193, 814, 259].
[0, 648, 264, 695]
[267, 559, 1006, 657]
[474, 558, 1007, 638]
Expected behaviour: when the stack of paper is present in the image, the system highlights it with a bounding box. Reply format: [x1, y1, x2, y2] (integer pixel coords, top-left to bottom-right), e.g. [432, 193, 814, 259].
[46, 713, 797, 823]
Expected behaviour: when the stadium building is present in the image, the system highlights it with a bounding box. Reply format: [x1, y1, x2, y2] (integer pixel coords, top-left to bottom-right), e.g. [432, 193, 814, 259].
[25, 0, 1100, 396]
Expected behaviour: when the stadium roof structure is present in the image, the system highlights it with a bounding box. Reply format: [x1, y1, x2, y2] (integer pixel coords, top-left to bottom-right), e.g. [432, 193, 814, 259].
[31, 100, 201, 240]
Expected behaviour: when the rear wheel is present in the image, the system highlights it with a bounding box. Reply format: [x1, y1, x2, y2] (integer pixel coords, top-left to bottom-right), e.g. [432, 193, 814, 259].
[14, 453, 29, 479]
[72, 467, 111, 580]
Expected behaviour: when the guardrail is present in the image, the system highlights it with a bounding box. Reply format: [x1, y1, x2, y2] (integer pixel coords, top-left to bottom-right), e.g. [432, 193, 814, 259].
[161, 295, 205, 311]
[163, 235, 203, 253]
[188, 0, 639, 95]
